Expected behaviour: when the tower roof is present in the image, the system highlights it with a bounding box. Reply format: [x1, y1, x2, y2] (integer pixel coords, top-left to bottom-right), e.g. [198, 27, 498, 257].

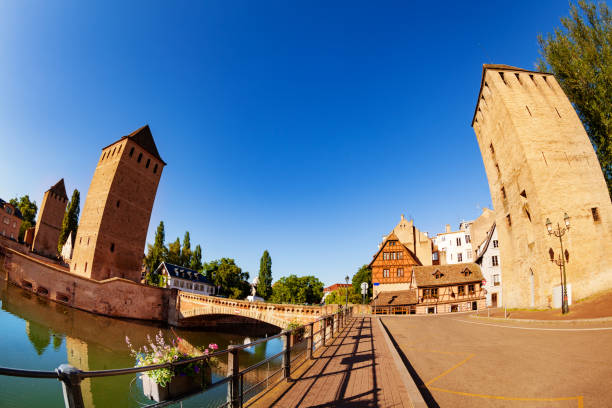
[104, 125, 166, 165]
[47, 179, 68, 199]
[471, 64, 551, 127]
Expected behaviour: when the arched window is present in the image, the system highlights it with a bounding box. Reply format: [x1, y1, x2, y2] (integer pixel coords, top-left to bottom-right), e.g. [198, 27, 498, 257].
[137, 153, 143, 163]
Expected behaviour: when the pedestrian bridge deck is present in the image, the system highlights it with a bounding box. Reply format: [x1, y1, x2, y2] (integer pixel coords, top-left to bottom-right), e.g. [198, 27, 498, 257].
[248, 316, 413, 407]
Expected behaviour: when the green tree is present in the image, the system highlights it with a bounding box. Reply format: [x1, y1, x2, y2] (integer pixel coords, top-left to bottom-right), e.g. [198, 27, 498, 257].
[9, 195, 37, 241]
[58, 189, 80, 253]
[269, 275, 324, 305]
[352, 265, 372, 300]
[144, 221, 168, 285]
[203, 258, 250, 299]
[167, 237, 182, 265]
[181, 231, 192, 267]
[325, 287, 361, 305]
[190, 244, 203, 272]
[257, 250, 273, 299]
[537, 0, 612, 197]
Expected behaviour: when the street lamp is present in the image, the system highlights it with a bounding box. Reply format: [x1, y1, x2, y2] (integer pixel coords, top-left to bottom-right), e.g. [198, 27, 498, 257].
[546, 213, 571, 314]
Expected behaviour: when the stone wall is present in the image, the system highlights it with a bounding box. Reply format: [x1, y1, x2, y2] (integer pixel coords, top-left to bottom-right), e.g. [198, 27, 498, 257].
[472, 65, 612, 308]
[1, 247, 169, 321]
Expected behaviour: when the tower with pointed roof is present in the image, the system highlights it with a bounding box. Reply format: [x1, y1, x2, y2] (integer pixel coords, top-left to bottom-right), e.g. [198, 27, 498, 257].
[31, 179, 68, 257]
[472, 64, 612, 308]
[70, 125, 165, 282]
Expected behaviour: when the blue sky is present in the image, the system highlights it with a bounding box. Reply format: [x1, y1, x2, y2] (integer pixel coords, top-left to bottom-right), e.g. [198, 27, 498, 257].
[0, 1, 572, 286]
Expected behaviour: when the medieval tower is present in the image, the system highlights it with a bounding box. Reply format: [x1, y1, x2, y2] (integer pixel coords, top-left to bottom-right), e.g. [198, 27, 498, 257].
[70, 125, 165, 282]
[472, 64, 612, 308]
[32, 179, 68, 257]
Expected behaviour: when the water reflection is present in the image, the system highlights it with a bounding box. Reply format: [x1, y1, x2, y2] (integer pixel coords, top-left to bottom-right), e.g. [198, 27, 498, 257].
[0, 280, 282, 408]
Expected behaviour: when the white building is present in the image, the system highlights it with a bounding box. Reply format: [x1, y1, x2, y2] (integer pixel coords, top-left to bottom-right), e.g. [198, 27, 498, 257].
[475, 222, 502, 307]
[155, 262, 216, 296]
[432, 221, 474, 264]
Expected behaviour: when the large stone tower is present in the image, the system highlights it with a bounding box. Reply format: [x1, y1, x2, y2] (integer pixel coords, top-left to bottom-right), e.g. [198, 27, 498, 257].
[70, 125, 165, 282]
[32, 179, 68, 257]
[471, 64, 612, 308]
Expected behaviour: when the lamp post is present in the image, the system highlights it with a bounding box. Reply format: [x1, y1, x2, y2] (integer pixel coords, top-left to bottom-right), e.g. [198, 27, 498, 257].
[545, 213, 571, 314]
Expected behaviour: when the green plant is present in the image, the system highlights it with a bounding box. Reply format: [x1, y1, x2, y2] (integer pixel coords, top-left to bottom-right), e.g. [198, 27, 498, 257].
[126, 331, 218, 387]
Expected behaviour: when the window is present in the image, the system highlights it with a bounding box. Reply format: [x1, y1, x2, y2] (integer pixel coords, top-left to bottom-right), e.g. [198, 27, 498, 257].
[146, 158, 151, 168]
[383, 269, 389, 278]
[397, 268, 403, 277]
[110, 243, 115, 252]
[501, 186, 506, 199]
[493, 240, 498, 248]
[489, 143, 495, 155]
[383, 253, 389, 260]
[465, 235, 471, 243]
[87, 237, 90, 245]
[137, 153, 143, 163]
[84, 262, 88, 273]
[154, 164, 158, 174]
[6, 207, 12, 215]
[506, 214, 512, 226]
[468, 284, 475, 295]
[514, 72, 522, 84]
[101, 152, 106, 161]
[456, 237, 462, 246]
[432, 252, 439, 261]
[492, 255, 499, 266]
[424, 288, 438, 299]
[457, 253, 463, 262]
[458, 285, 465, 295]
[116, 200, 120, 208]
[498, 72, 506, 85]
[466, 249, 472, 259]
[391, 252, 396, 260]
[398, 252, 403, 260]
[493, 274, 500, 286]
[129, 147, 135, 157]
[592, 207, 600, 222]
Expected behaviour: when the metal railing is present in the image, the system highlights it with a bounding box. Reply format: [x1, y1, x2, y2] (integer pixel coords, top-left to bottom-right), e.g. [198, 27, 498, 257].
[0, 306, 353, 408]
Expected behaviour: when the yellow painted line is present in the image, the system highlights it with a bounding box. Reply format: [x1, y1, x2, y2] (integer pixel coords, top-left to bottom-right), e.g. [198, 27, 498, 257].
[430, 386, 583, 405]
[425, 354, 474, 386]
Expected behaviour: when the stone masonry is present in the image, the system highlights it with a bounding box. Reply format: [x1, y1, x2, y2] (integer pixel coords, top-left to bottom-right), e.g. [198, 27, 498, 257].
[32, 179, 68, 257]
[70, 125, 165, 282]
[472, 64, 612, 308]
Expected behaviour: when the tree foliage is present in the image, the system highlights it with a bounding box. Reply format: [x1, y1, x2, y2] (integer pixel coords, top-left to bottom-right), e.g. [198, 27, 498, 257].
[203, 258, 250, 299]
[352, 265, 372, 299]
[537, 0, 612, 197]
[325, 287, 361, 305]
[58, 189, 80, 253]
[9, 195, 37, 241]
[257, 250, 273, 299]
[144, 221, 168, 285]
[269, 275, 324, 305]
[190, 244, 203, 272]
[167, 237, 182, 265]
[181, 231, 192, 267]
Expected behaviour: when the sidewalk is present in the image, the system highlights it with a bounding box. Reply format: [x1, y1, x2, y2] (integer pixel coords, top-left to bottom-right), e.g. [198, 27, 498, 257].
[248, 316, 414, 407]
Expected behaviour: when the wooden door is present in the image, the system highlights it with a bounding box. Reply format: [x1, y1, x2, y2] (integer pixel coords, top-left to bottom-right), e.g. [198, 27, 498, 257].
[492, 293, 498, 308]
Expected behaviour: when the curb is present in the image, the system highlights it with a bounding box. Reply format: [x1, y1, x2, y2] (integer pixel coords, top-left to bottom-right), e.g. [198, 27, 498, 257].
[375, 317, 427, 408]
[470, 314, 612, 324]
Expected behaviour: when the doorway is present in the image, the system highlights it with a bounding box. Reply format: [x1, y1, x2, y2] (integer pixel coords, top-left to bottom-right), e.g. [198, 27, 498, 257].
[492, 293, 498, 308]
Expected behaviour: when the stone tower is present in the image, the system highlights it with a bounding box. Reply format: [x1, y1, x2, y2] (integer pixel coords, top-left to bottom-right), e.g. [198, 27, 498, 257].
[32, 179, 68, 257]
[70, 125, 165, 282]
[471, 64, 612, 308]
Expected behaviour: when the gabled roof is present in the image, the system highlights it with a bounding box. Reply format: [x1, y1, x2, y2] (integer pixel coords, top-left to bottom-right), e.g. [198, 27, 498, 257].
[103, 125, 166, 165]
[368, 232, 421, 268]
[471, 64, 552, 127]
[156, 262, 213, 284]
[371, 289, 417, 306]
[47, 179, 68, 200]
[412, 263, 483, 287]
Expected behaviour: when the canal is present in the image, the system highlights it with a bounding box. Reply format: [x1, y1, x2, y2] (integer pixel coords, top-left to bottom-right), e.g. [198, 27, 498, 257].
[0, 280, 284, 408]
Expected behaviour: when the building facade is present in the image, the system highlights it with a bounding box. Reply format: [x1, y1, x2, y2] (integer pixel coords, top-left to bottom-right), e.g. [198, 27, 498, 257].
[0, 199, 23, 240]
[155, 262, 216, 295]
[475, 222, 502, 307]
[32, 179, 68, 257]
[369, 232, 422, 298]
[433, 222, 474, 264]
[70, 125, 166, 282]
[472, 64, 612, 308]
[382, 215, 434, 265]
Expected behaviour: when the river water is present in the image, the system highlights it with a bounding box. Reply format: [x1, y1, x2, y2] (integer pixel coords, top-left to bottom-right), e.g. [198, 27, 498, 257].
[0, 281, 284, 408]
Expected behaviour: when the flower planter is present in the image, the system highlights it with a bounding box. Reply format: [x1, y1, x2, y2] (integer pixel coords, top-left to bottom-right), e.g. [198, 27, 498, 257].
[141, 364, 211, 402]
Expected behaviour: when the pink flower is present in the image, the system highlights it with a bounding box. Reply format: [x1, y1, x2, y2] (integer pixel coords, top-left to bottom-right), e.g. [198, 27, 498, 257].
[204, 349, 209, 355]
[209, 343, 218, 350]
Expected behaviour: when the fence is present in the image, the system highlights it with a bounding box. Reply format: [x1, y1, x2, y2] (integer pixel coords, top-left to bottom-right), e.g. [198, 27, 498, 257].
[0, 306, 353, 408]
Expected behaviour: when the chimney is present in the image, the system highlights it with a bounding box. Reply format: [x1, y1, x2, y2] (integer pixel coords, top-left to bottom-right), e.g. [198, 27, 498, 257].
[401, 214, 406, 221]
[445, 224, 451, 233]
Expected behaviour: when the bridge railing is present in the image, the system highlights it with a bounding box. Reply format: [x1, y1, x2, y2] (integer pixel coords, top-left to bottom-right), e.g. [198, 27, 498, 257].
[0, 305, 354, 408]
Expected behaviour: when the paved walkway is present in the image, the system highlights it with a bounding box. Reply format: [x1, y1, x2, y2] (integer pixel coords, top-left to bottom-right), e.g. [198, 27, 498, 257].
[249, 316, 413, 407]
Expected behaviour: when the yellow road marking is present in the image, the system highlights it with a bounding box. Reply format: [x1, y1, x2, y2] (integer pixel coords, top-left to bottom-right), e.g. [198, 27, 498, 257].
[430, 386, 583, 406]
[425, 353, 474, 386]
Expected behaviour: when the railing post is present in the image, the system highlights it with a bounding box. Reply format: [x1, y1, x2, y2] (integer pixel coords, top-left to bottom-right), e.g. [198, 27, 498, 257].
[331, 314, 336, 337]
[227, 345, 240, 408]
[339, 309, 343, 330]
[307, 323, 314, 360]
[56, 364, 85, 408]
[322, 317, 327, 347]
[282, 331, 291, 380]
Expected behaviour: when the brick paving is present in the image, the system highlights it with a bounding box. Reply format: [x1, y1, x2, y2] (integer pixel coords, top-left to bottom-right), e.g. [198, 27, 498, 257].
[249, 316, 414, 408]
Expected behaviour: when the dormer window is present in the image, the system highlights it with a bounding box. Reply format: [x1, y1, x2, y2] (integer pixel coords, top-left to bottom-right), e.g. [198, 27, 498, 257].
[433, 270, 444, 279]
[462, 268, 472, 277]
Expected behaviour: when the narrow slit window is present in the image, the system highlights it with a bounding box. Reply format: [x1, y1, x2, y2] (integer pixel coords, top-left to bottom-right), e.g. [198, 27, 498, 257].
[499, 72, 507, 85]
[591, 207, 600, 222]
[501, 186, 506, 199]
[515, 73, 522, 84]
[129, 147, 135, 157]
[529, 74, 536, 85]
[137, 153, 143, 163]
[489, 143, 495, 155]
[506, 214, 512, 226]
[153, 164, 158, 174]
[146, 158, 151, 168]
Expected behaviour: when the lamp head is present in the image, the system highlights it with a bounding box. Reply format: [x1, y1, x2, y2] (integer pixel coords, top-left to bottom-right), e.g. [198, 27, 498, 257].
[545, 218, 552, 234]
[564, 213, 570, 229]
[345, 275, 349, 284]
